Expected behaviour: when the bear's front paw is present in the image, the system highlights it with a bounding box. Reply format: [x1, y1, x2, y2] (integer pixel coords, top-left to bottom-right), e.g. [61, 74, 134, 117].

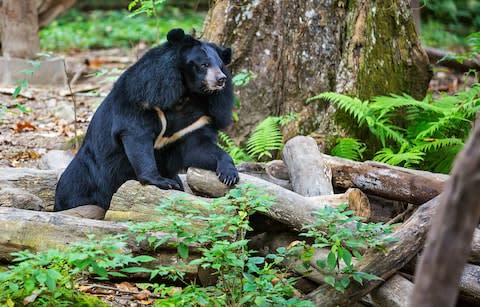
[140, 175, 184, 191]
[216, 164, 239, 186]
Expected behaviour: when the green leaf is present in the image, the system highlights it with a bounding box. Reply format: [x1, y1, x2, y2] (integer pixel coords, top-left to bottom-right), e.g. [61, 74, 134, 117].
[326, 250, 337, 271]
[133, 255, 156, 263]
[24, 277, 36, 293]
[324, 275, 336, 287]
[177, 243, 189, 259]
[254, 296, 267, 306]
[46, 269, 61, 291]
[339, 276, 351, 288]
[248, 256, 265, 264]
[12, 86, 21, 98]
[121, 267, 152, 274]
[353, 273, 363, 285]
[341, 248, 353, 266]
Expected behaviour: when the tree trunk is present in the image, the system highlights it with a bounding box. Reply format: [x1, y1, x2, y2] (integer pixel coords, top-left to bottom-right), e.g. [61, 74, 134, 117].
[201, 0, 431, 142]
[1, 0, 40, 58]
[0, 0, 75, 57]
[410, 117, 480, 307]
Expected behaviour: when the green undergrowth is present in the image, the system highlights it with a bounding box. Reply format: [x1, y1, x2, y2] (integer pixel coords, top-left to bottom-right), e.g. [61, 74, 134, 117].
[40, 8, 205, 51]
[0, 185, 396, 306]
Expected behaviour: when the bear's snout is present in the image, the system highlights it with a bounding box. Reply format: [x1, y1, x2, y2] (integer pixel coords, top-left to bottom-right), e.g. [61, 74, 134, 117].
[205, 67, 227, 91]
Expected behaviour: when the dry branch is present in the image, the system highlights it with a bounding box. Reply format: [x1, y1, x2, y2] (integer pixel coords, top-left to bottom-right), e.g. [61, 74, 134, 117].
[411, 117, 480, 307]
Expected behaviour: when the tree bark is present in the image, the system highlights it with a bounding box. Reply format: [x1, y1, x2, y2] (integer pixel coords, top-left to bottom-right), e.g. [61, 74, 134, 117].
[366, 274, 414, 307]
[0, 0, 75, 56]
[410, 118, 480, 307]
[1, 0, 40, 58]
[282, 136, 333, 196]
[201, 0, 431, 142]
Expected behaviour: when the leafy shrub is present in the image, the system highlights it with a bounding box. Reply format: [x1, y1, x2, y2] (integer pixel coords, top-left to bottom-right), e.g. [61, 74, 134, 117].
[421, 0, 480, 48]
[300, 204, 395, 292]
[330, 138, 366, 161]
[308, 87, 480, 173]
[0, 234, 150, 306]
[130, 184, 314, 306]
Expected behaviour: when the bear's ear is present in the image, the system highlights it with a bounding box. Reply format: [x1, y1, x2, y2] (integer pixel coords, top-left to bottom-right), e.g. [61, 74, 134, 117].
[167, 28, 185, 44]
[220, 47, 232, 65]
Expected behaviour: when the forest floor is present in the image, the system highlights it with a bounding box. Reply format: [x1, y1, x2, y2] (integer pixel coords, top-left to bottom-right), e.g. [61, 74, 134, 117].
[0, 48, 476, 170]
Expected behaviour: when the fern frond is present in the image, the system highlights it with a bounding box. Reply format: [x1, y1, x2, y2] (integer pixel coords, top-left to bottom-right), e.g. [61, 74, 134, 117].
[307, 92, 370, 125]
[367, 117, 408, 147]
[414, 137, 464, 153]
[330, 138, 366, 161]
[373, 146, 424, 168]
[416, 113, 471, 140]
[218, 132, 252, 164]
[427, 144, 463, 173]
[246, 117, 284, 160]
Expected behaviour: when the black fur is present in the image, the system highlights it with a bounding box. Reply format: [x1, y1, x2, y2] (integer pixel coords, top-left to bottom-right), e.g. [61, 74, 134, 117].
[54, 29, 238, 211]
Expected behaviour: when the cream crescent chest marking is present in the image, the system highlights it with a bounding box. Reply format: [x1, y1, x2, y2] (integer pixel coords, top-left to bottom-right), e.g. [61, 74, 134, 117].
[153, 107, 211, 150]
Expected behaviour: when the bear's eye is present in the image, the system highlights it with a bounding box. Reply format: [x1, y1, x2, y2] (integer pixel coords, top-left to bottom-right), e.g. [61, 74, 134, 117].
[201, 63, 209, 68]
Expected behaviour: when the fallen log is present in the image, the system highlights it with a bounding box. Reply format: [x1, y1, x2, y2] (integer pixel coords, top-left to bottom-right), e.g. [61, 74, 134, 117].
[240, 156, 448, 205]
[3, 168, 480, 264]
[282, 136, 333, 196]
[0, 168, 58, 207]
[186, 168, 372, 225]
[460, 263, 480, 303]
[364, 274, 414, 307]
[424, 46, 480, 72]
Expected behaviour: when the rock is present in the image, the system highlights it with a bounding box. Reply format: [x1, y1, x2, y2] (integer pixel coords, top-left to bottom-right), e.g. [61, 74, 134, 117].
[0, 185, 46, 210]
[0, 56, 68, 88]
[38, 150, 73, 171]
[53, 103, 75, 122]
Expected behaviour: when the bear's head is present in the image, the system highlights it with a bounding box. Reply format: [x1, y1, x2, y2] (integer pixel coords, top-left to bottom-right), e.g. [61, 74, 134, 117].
[167, 28, 232, 95]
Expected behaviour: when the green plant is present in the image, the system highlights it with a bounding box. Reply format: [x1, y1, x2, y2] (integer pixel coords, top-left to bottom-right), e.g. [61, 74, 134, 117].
[299, 204, 395, 292]
[219, 114, 296, 163]
[441, 31, 480, 74]
[420, 1, 480, 48]
[0, 235, 156, 306]
[330, 138, 366, 161]
[128, 0, 167, 43]
[218, 131, 252, 164]
[0, 60, 39, 120]
[0, 249, 107, 306]
[308, 88, 480, 173]
[129, 185, 314, 305]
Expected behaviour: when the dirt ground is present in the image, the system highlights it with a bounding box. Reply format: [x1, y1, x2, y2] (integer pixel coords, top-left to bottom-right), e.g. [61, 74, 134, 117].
[0, 48, 138, 168]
